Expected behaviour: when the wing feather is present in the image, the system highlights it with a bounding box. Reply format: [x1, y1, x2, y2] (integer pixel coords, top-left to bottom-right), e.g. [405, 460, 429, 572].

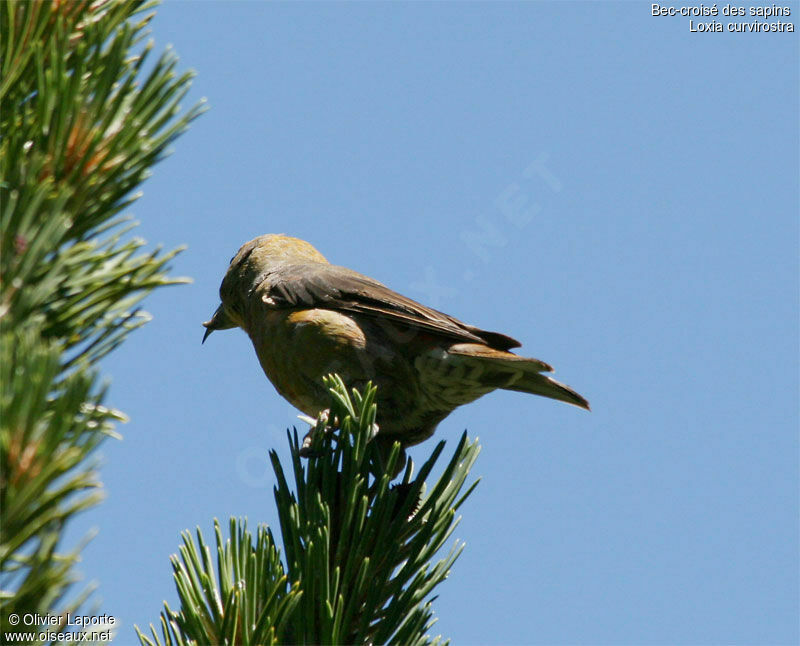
[260, 262, 521, 351]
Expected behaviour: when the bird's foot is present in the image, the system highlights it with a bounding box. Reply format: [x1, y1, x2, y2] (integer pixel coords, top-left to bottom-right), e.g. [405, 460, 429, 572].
[297, 409, 381, 458]
[298, 409, 334, 457]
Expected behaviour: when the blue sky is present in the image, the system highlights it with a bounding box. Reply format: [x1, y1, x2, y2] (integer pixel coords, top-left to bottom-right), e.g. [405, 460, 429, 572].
[68, 2, 798, 644]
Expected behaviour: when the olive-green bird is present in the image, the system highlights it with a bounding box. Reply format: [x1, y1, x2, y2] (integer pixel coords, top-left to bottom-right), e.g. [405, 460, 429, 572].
[203, 234, 588, 457]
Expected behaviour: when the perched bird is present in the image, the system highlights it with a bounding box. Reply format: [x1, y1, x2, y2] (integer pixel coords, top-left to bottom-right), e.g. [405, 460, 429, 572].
[203, 234, 588, 461]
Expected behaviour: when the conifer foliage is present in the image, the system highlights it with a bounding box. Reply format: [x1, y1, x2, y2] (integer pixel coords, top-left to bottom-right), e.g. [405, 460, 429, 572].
[0, 0, 202, 639]
[139, 377, 480, 646]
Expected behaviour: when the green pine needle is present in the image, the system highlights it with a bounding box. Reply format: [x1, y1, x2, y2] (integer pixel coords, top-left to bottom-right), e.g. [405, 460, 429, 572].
[140, 377, 480, 646]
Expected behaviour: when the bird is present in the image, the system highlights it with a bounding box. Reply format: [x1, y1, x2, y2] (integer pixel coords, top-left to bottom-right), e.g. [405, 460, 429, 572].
[203, 234, 588, 464]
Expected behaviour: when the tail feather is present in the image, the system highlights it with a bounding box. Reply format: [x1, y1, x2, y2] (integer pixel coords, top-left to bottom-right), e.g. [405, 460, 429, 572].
[447, 343, 590, 410]
[504, 373, 590, 410]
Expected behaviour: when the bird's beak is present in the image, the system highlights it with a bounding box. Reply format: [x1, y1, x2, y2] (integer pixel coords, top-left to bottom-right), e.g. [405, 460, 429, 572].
[202, 304, 236, 343]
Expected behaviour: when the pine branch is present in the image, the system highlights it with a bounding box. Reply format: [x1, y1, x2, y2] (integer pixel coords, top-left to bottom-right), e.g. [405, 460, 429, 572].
[1, 0, 203, 639]
[0, 327, 116, 638]
[139, 377, 480, 646]
[1, 0, 205, 374]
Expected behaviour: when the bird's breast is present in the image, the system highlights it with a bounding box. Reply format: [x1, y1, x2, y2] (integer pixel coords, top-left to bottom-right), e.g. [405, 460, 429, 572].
[245, 307, 369, 415]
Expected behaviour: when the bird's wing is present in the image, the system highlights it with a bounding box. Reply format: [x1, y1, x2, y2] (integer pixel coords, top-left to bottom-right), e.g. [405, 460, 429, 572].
[259, 262, 522, 351]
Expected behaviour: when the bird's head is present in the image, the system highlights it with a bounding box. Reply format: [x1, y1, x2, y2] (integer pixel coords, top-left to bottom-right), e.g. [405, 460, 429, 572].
[202, 234, 328, 342]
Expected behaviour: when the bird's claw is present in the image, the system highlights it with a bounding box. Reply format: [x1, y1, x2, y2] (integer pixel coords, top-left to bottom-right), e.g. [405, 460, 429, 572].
[297, 413, 318, 427]
[297, 410, 380, 458]
[298, 409, 333, 457]
[367, 422, 380, 441]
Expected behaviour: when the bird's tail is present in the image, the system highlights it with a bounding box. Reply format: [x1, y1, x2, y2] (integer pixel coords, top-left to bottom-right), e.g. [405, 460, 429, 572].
[447, 343, 590, 410]
[503, 371, 590, 410]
